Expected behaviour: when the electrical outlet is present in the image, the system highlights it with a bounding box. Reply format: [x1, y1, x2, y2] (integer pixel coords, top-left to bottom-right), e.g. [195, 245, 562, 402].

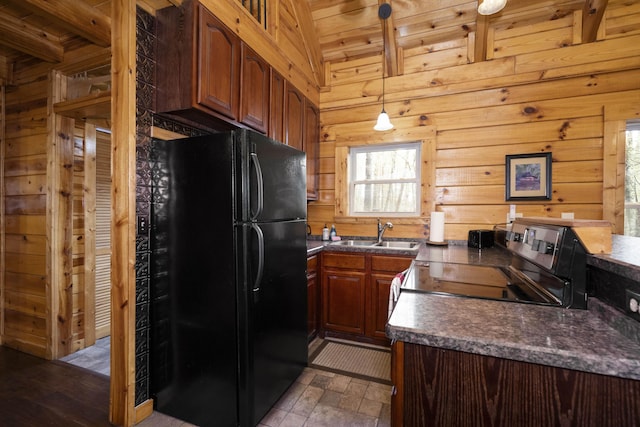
[625, 289, 640, 321]
[137, 215, 149, 235]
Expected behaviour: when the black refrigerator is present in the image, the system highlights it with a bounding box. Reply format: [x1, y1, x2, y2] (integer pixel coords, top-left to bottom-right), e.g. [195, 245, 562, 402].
[149, 129, 308, 427]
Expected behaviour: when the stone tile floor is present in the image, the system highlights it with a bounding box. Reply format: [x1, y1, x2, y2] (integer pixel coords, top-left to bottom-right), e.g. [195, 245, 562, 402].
[259, 366, 391, 427]
[61, 337, 392, 426]
[60, 335, 111, 375]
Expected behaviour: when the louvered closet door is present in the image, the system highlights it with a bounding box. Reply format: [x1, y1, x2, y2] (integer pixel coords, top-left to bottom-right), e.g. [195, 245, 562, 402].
[95, 131, 111, 338]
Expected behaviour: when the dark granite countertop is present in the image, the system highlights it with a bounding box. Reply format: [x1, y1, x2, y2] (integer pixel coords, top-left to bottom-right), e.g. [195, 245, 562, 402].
[308, 235, 640, 380]
[306, 240, 328, 256]
[387, 292, 640, 380]
[386, 237, 640, 381]
[413, 241, 511, 267]
[588, 234, 640, 282]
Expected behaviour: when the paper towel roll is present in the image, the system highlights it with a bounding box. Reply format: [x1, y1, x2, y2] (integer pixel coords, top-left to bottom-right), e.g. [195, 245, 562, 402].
[430, 211, 445, 242]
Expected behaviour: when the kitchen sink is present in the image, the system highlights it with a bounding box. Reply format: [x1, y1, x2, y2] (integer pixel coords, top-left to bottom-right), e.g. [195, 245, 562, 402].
[374, 241, 420, 249]
[330, 240, 377, 246]
[329, 240, 420, 250]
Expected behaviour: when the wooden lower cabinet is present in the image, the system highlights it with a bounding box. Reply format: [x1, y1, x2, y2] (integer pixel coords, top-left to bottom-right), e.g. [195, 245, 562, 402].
[307, 254, 319, 341]
[322, 253, 367, 336]
[321, 252, 411, 346]
[391, 341, 640, 427]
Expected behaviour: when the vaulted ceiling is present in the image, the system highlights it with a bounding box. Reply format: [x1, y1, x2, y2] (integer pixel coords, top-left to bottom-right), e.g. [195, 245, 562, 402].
[0, 0, 610, 85]
[308, 0, 609, 78]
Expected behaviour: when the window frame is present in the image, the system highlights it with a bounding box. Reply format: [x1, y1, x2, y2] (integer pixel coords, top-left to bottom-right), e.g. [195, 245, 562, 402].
[348, 142, 422, 217]
[333, 130, 435, 224]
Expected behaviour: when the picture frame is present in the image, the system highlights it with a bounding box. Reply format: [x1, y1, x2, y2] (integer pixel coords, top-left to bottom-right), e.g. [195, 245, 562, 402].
[505, 152, 552, 201]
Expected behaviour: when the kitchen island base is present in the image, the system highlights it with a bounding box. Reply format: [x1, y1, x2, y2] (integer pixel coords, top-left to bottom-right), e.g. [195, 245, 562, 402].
[391, 341, 640, 427]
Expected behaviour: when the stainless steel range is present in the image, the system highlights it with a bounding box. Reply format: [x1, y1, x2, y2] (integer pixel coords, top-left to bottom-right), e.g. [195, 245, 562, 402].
[401, 218, 611, 309]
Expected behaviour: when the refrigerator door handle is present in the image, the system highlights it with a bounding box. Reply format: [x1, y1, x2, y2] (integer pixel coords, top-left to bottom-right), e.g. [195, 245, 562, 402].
[250, 152, 264, 221]
[251, 223, 265, 302]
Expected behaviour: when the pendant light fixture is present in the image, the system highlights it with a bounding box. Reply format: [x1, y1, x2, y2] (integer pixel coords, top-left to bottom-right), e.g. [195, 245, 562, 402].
[477, 0, 507, 15]
[374, 3, 393, 131]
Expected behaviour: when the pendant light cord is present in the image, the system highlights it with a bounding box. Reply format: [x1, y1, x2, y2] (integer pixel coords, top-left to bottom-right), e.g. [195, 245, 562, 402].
[381, 19, 386, 112]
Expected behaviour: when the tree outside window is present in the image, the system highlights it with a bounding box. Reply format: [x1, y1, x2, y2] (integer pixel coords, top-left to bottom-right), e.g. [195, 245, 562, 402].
[625, 121, 640, 237]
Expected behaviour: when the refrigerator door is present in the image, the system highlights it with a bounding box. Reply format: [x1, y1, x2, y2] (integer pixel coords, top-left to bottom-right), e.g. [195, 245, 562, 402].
[150, 136, 239, 427]
[237, 219, 308, 427]
[237, 130, 307, 223]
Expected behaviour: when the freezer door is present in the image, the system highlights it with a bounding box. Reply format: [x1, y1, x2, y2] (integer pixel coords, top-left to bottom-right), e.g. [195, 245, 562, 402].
[150, 136, 239, 427]
[237, 219, 308, 427]
[237, 130, 307, 222]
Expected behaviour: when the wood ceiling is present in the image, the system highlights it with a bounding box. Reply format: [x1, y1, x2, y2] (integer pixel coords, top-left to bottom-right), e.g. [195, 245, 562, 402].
[309, 0, 609, 78]
[0, 0, 610, 85]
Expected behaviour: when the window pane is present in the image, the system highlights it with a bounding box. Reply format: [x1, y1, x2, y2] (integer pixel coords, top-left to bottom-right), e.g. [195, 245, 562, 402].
[354, 149, 417, 180]
[625, 125, 640, 237]
[352, 183, 417, 213]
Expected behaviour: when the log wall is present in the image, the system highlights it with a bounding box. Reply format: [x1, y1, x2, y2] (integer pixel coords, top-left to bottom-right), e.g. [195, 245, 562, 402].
[3, 66, 50, 358]
[1, 55, 104, 359]
[309, 2, 640, 241]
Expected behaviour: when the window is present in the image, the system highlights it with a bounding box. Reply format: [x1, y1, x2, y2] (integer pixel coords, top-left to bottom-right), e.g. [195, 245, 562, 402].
[625, 120, 640, 237]
[238, 0, 267, 29]
[349, 143, 421, 216]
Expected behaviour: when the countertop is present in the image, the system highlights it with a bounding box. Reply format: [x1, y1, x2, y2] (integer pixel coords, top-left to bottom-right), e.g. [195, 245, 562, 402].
[588, 234, 640, 281]
[386, 238, 640, 381]
[388, 292, 640, 380]
[306, 235, 640, 380]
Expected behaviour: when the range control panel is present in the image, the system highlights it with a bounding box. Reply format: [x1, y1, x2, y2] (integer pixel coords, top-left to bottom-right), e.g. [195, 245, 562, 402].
[505, 222, 565, 271]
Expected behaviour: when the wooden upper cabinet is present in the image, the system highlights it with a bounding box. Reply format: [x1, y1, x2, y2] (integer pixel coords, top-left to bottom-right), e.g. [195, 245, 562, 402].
[304, 102, 319, 200]
[157, 1, 239, 130]
[239, 42, 270, 134]
[269, 70, 286, 143]
[198, 6, 240, 121]
[284, 83, 304, 151]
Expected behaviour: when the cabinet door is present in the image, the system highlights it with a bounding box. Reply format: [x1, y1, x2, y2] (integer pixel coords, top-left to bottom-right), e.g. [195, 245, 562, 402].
[307, 255, 319, 340]
[239, 43, 270, 133]
[369, 273, 395, 341]
[198, 6, 240, 120]
[304, 102, 319, 200]
[284, 83, 304, 151]
[322, 270, 367, 335]
[269, 70, 285, 143]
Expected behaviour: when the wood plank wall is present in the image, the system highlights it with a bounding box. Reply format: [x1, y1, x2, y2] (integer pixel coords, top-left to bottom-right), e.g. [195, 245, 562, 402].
[3, 63, 50, 358]
[1, 55, 105, 359]
[309, 1, 640, 241]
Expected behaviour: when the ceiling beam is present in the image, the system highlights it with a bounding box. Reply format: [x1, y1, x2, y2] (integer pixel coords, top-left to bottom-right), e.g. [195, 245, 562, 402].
[379, 0, 398, 77]
[474, 13, 489, 62]
[0, 13, 64, 62]
[7, 0, 111, 47]
[289, 0, 325, 87]
[582, 0, 608, 43]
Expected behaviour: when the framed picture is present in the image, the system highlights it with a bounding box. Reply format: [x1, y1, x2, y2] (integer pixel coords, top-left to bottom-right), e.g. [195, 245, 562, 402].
[505, 152, 552, 201]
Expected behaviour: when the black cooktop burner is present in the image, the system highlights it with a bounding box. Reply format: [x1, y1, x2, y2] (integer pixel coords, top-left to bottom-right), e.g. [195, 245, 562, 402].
[401, 261, 567, 306]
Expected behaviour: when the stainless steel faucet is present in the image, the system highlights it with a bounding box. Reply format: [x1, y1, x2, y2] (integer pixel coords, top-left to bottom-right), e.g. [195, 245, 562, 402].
[377, 218, 393, 243]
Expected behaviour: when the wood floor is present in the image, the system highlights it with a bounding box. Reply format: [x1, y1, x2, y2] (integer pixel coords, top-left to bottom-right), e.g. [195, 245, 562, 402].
[0, 345, 112, 426]
[0, 339, 392, 426]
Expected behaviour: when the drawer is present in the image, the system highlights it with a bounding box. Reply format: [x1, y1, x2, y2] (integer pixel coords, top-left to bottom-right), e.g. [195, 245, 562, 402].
[323, 253, 366, 270]
[307, 255, 318, 273]
[371, 255, 412, 273]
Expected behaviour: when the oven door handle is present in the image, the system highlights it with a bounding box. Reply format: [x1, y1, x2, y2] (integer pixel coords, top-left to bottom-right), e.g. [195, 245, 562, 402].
[507, 265, 561, 305]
